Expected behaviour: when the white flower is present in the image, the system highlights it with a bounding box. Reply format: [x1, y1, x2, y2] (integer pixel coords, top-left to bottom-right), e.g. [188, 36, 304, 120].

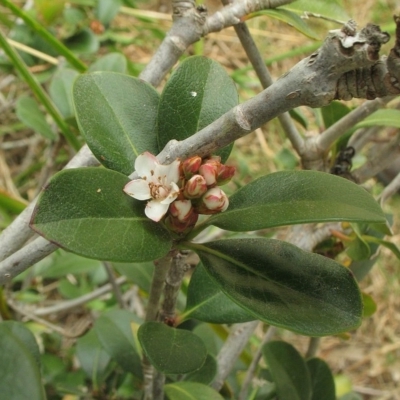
[123, 152, 181, 222]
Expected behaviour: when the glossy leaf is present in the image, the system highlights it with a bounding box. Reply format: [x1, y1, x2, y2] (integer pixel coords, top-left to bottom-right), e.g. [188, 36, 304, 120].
[88, 52, 127, 73]
[49, 68, 79, 119]
[157, 56, 238, 161]
[187, 238, 363, 336]
[184, 263, 255, 324]
[30, 168, 172, 262]
[16, 95, 56, 139]
[164, 382, 224, 400]
[206, 171, 386, 232]
[76, 329, 112, 385]
[94, 309, 142, 377]
[138, 322, 207, 374]
[283, 0, 349, 20]
[307, 358, 336, 400]
[184, 354, 217, 385]
[263, 341, 311, 400]
[355, 109, 400, 129]
[73, 72, 160, 175]
[249, 9, 319, 40]
[0, 323, 46, 400]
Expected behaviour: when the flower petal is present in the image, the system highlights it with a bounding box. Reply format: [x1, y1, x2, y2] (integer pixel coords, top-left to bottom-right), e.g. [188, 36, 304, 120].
[160, 182, 180, 204]
[135, 152, 158, 178]
[145, 200, 169, 222]
[156, 159, 180, 184]
[123, 179, 151, 200]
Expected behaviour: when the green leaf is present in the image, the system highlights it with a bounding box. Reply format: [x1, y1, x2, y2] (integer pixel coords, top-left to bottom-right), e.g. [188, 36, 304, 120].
[184, 354, 217, 385]
[0, 188, 27, 213]
[1, 321, 41, 367]
[186, 238, 362, 336]
[164, 382, 224, 400]
[113, 261, 154, 292]
[321, 101, 351, 130]
[73, 72, 160, 175]
[49, 68, 79, 119]
[249, 9, 319, 40]
[157, 56, 238, 161]
[346, 236, 371, 261]
[65, 28, 99, 54]
[283, 0, 349, 21]
[30, 168, 172, 262]
[263, 341, 311, 400]
[138, 322, 207, 374]
[355, 109, 400, 129]
[363, 235, 400, 260]
[362, 292, 377, 318]
[88, 52, 127, 73]
[95, 0, 122, 25]
[307, 358, 336, 400]
[16, 95, 56, 139]
[206, 171, 386, 232]
[184, 263, 255, 324]
[76, 329, 112, 385]
[0, 323, 46, 400]
[94, 309, 142, 377]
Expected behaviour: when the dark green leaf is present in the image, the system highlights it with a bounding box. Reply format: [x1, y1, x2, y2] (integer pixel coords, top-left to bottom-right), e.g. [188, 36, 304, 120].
[88, 53, 127, 73]
[249, 9, 319, 40]
[30, 168, 172, 262]
[307, 358, 336, 400]
[206, 171, 386, 232]
[165, 382, 224, 400]
[187, 238, 362, 336]
[321, 101, 351, 129]
[73, 72, 160, 175]
[0, 324, 46, 400]
[76, 329, 112, 385]
[184, 263, 255, 324]
[16, 95, 56, 139]
[157, 56, 238, 161]
[184, 354, 217, 385]
[49, 68, 79, 119]
[263, 341, 311, 400]
[94, 309, 142, 377]
[1, 321, 41, 367]
[65, 28, 99, 54]
[138, 322, 207, 374]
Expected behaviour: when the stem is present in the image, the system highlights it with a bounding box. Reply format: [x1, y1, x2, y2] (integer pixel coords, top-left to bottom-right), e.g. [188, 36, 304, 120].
[305, 337, 321, 358]
[103, 262, 125, 309]
[0, 0, 86, 72]
[0, 28, 81, 151]
[238, 326, 276, 400]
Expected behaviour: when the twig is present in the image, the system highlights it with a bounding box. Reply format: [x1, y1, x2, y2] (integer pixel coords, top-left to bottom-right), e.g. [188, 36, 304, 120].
[379, 171, 400, 206]
[211, 320, 259, 391]
[6, 38, 58, 65]
[238, 326, 276, 400]
[33, 276, 127, 316]
[103, 262, 125, 309]
[305, 337, 321, 358]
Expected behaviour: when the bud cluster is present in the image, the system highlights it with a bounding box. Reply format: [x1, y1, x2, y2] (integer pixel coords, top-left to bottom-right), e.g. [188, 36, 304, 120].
[165, 155, 235, 234]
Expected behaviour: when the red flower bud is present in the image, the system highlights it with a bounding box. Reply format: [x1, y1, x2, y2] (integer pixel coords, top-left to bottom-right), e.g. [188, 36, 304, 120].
[217, 164, 236, 185]
[199, 163, 218, 186]
[182, 156, 202, 178]
[183, 175, 208, 199]
[195, 187, 229, 215]
[169, 200, 193, 222]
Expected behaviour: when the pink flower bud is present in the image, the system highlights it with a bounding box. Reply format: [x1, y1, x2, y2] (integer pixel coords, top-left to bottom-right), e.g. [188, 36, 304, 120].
[195, 187, 229, 215]
[169, 200, 193, 222]
[199, 163, 218, 186]
[217, 164, 236, 185]
[183, 175, 208, 199]
[182, 156, 202, 178]
[165, 212, 199, 234]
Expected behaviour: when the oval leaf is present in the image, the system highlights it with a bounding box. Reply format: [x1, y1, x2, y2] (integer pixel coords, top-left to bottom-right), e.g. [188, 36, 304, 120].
[138, 322, 207, 374]
[157, 56, 238, 161]
[187, 238, 362, 336]
[94, 309, 142, 377]
[16, 96, 56, 140]
[184, 263, 255, 324]
[30, 168, 172, 262]
[49, 68, 79, 119]
[355, 109, 400, 129]
[206, 171, 386, 231]
[88, 52, 127, 73]
[307, 358, 336, 400]
[263, 341, 311, 400]
[0, 324, 46, 400]
[165, 382, 224, 400]
[184, 354, 217, 385]
[73, 72, 160, 175]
